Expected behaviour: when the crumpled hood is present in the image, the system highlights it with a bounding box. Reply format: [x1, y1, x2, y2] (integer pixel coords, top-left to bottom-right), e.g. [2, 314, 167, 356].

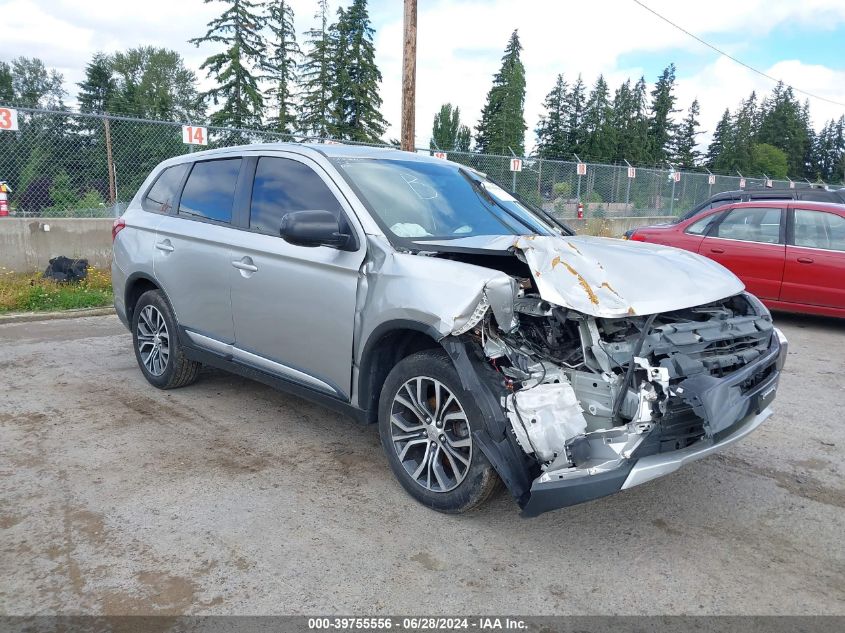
[417, 234, 745, 318]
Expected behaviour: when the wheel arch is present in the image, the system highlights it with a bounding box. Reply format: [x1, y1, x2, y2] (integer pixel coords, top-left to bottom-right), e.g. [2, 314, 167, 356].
[124, 273, 162, 324]
[357, 320, 444, 424]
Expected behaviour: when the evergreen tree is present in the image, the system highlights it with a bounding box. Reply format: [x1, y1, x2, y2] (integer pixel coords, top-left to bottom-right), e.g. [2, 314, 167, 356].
[475, 30, 527, 155]
[455, 124, 472, 152]
[757, 82, 811, 177]
[190, 0, 266, 129]
[647, 63, 678, 164]
[705, 108, 732, 169]
[565, 75, 587, 158]
[430, 103, 464, 151]
[263, 0, 301, 134]
[672, 99, 701, 169]
[582, 75, 614, 162]
[0, 62, 15, 103]
[535, 74, 569, 159]
[731, 92, 759, 173]
[77, 53, 116, 114]
[329, 0, 387, 142]
[299, 0, 334, 137]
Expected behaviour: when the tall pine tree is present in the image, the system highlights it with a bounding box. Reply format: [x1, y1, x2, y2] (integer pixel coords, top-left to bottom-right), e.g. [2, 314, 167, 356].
[582, 75, 615, 162]
[565, 75, 587, 158]
[77, 53, 115, 114]
[647, 64, 678, 164]
[705, 108, 732, 170]
[535, 74, 569, 159]
[263, 1, 301, 134]
[329, 0, 387, 143]
[475, 30, 527, 155]
[672, 99, 701, 169]
[299, 0, 333, 137]
[190, 0, 266, 129]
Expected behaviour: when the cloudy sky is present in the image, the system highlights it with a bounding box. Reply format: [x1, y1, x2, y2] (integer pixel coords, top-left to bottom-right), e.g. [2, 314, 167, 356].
[3, 0, 845, 151]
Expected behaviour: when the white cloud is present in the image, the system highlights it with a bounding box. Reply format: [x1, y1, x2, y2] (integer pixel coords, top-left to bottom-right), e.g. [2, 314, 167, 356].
[2, 0, 844, 154]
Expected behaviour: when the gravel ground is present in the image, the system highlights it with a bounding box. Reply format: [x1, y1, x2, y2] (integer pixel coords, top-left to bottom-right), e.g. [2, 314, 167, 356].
[1, 313, 843, 615]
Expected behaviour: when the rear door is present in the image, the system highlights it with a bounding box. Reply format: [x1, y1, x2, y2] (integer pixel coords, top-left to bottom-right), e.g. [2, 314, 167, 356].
[697, 205, 786, 300]
[227, 154, 367, 400]
[781, 206, 845, 309]
[154, 157, 247, 345]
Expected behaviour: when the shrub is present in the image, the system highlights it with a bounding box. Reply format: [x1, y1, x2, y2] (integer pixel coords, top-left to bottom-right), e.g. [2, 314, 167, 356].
[552, 182, 572, 199]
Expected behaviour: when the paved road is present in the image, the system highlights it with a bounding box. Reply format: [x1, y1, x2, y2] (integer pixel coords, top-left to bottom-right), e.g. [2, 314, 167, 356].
[1, 313, 843, 615]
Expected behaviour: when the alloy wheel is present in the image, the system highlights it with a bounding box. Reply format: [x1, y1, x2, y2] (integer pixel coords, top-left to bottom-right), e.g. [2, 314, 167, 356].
[136, 305, 170, 376]
[389, 377, 472, 492]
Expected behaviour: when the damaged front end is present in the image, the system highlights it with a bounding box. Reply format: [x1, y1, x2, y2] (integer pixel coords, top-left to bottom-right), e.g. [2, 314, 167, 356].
[435, 241, 788, 517]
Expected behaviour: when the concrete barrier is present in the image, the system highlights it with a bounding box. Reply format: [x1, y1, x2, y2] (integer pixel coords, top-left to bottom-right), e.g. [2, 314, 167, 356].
[0, 218, 114, 272]
[0, 216, 673, 273]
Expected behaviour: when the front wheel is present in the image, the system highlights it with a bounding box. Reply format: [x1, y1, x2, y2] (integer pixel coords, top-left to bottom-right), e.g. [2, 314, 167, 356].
[378, 349, 500, 513]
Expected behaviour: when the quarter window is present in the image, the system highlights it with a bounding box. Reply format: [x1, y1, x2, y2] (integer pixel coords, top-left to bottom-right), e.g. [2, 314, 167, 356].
[249, 157, 344, 235]
[714, 207, 782, 244]
[686, 215, 716, 235]
[178, 159, 242, 223]
[143, 164, 188, 214]
[794, 209, 845, 251]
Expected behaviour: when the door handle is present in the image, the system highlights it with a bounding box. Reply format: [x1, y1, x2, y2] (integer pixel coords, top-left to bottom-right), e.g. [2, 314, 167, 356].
[796, 257, 814, 264]
[709, 247, 725, 254]
[155, 240, 174, 253]
[231, 259, 258, 273]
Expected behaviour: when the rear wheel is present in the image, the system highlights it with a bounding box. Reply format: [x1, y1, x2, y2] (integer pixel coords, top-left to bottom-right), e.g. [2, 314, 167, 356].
[378, 349, 500, 513]
[131, 290, 200, 389]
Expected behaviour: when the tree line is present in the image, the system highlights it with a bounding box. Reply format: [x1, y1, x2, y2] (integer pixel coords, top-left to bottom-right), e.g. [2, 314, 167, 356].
[432, 30, 844, 182]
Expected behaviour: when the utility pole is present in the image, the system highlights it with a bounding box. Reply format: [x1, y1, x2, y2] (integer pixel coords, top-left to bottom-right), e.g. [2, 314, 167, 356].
[401, 0, 417, 152]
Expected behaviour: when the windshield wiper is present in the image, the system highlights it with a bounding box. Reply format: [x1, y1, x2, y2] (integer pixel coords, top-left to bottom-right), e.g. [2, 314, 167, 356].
[458, 169, 544, 234]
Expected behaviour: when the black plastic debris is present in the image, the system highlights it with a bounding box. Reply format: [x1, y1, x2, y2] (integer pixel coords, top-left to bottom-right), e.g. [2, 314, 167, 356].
[44, 256, 88, 283]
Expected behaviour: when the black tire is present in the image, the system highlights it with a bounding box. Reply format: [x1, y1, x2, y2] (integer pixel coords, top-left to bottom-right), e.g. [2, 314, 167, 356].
[378, 349, 501, 513]
[131, 289, 200, 390]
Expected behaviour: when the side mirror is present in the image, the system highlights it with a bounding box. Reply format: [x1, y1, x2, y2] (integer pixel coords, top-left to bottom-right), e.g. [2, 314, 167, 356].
[279, 210, 354, 250]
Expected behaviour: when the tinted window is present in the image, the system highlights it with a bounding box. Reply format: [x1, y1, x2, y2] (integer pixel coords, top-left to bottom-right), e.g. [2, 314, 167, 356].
[143, 164, 188, 213]
[249, 157, 344, 235]
[179, 159, 242, 223]
[715, 207, 782, 244]
[794, 209, 845, 251]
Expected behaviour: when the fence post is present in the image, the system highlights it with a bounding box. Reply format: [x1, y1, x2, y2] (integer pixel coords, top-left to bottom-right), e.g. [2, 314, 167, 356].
[624, 159, 632, 208]
[537, 157, 542, 201]
[103, 115, 116, 204]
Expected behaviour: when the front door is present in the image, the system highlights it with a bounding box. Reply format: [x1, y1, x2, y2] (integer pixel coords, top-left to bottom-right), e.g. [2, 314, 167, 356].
[697, 206, 786, 300]
[228, 155, 366, 400]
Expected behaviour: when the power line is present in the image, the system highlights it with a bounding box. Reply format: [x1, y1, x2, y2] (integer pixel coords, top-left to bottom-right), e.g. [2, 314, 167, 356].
[631, 0, 845, 108]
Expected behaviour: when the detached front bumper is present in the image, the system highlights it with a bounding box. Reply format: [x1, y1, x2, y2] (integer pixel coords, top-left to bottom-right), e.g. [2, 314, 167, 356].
[520, 328, 787, 518]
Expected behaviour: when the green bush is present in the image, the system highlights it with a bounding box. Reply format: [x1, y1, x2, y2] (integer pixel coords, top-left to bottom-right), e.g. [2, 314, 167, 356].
[552, 182, 572, 199]
[586, 191, 603, 203]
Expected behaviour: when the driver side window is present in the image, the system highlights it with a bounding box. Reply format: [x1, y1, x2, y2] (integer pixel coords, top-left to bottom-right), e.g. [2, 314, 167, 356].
[714, 207, 782, 244]
[249, 157, 345, 236]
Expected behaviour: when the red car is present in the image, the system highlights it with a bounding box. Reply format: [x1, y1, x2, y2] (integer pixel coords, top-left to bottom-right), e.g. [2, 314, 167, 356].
[628, 201, 845, 318]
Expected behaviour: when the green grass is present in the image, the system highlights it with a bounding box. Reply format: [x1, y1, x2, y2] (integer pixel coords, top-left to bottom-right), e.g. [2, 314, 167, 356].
[0, 267, 113, 313]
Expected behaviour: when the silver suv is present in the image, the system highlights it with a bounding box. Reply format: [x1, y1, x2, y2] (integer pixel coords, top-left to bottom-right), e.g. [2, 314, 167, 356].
[112, 144, 787, 517]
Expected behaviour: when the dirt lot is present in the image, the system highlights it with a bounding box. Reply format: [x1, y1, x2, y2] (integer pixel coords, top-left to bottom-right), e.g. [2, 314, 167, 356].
[1, 313, 843, 615]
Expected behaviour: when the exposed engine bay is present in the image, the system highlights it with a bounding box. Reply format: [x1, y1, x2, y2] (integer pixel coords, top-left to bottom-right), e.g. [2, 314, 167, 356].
[460, 277, 775, 482]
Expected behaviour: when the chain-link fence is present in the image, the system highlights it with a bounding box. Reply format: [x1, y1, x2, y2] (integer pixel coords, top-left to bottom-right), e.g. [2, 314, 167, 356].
[0, 104, 833, 219]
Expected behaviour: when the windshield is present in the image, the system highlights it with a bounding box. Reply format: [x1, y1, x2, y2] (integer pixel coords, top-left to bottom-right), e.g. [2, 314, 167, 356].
[331, 157, 555, 240]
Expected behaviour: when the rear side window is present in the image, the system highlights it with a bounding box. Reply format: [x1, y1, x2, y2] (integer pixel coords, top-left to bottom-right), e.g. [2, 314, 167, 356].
[179, 159, 242, 223]
[143, 164, 188, 214]
[249, 157, 344, 235]
[714, 207, 782, 244]
[794, 209, 845, 251]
